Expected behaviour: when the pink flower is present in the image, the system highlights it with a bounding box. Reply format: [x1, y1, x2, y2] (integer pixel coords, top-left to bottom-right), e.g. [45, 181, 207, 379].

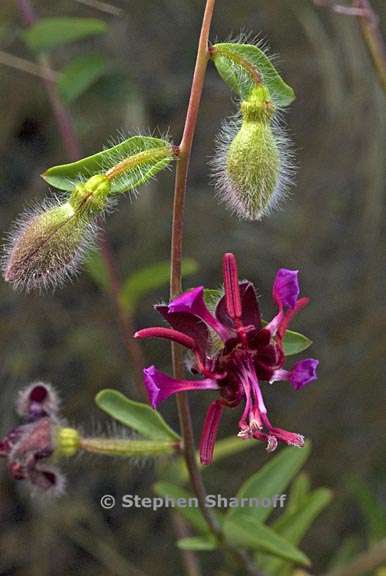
[135, 253, 318, 465]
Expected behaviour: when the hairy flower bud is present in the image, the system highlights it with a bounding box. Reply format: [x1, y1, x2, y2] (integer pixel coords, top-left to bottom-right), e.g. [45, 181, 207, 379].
[2, 174, 112, 292]
[212, 85, 293, 221]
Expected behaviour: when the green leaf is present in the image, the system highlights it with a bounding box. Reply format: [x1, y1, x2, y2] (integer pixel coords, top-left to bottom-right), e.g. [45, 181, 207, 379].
[120, 259, 198, 313]
[212, 42, 295, 106]
[153, 482, 210, 534]
[227, 441, 311, 524]
[177, 537, 217, 551]
[258, 487, 332, 575]
[349, 478, 386, 542]
[224, 512, 310, 566]
[42, 135, 173, 194]
[95, 389, 180, 441]
[283, 330, 312, 356]
[23, 17, 107, 52]
[58, 54, 108, 103]
[287, 472, 311, 513]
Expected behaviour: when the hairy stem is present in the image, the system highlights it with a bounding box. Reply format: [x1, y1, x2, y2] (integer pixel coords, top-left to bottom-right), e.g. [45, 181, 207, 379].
[16, 0, 146, 398]
[169, 2, 262, 575]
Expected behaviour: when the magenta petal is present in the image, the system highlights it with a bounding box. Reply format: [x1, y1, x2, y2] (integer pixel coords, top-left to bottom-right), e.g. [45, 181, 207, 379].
[168, 286, 229, 340]
[273, 269, 300, 310]
[155, 305, 209, 355]
[288, 359, 319, 390]
[143, 366, 219, 409]
[269, 427, 305, 447]
[199, 400, 223, 465]
[134, 327, 197, 351]
[216, 282, 261, 330]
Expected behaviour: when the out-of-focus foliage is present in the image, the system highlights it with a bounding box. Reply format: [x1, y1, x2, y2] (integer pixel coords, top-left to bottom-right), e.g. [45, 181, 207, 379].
[0, 0, 385, 575]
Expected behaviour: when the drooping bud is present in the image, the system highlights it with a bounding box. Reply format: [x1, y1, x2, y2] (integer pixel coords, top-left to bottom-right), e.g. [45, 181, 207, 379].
[2, 173, 111, 292]
[212, 85, 293, 221]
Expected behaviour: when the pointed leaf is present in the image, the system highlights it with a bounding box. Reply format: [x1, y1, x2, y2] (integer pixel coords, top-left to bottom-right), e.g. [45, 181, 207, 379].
[258, 487, 332, 575]
[23, 17, 107, 52]
[283, 330, 312, 356]
[177, 536, 217, 551]
[224, 512, 310, 566]
[227, 441, 311, 524]
[287, 472, 311, 513]
[42, 136, 174, 194]
[95, 389, 180, 441]
[58, 54, 108, 103]
[349, 478, 386, 542]
[120, 259, 198, 313]
[212, 42, 295, 106]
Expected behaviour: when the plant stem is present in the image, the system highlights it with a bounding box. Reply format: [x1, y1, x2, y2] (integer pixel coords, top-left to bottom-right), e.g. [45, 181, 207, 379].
[16, 0, 146, 398]
[170, 0, 219, 534]
[353, 0, 386, 97]
[169, 2, 262, 575]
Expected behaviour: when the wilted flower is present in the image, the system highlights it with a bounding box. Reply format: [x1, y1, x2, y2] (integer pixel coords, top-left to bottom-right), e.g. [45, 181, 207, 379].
[212, 85, 293, 220]
[0, 382, 77, 495]
[135, 253, 318, 465]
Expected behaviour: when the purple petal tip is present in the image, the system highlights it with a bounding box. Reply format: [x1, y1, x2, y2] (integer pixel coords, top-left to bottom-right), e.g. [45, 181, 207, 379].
[273, 269, 300, 310]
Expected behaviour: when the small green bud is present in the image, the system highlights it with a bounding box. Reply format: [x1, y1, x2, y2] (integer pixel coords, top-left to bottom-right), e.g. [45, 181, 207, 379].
[3, 199, 96, 292]
[212, 86, 293, 221]
[55, 427, 81, 457]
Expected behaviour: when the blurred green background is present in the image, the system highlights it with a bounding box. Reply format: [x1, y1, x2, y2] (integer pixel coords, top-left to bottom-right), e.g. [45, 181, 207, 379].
[0, 0, 385, 575]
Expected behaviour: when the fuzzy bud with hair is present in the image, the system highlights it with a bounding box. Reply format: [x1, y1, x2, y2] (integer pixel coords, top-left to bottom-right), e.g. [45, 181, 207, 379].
[212, 84, 293, 221]
[3, 174, 111, 292]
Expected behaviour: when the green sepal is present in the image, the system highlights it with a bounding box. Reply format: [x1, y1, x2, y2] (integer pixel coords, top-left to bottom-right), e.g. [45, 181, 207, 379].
[211, 42, 295, 106]
[42, 136, 174, 194]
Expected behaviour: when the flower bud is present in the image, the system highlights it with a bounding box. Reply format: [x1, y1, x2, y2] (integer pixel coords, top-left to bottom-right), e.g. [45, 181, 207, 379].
[16, 382, 60, 421]
[212, 85, 293, 221]
[3, 199, 96, 292]
[3, 175, 111, 292]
